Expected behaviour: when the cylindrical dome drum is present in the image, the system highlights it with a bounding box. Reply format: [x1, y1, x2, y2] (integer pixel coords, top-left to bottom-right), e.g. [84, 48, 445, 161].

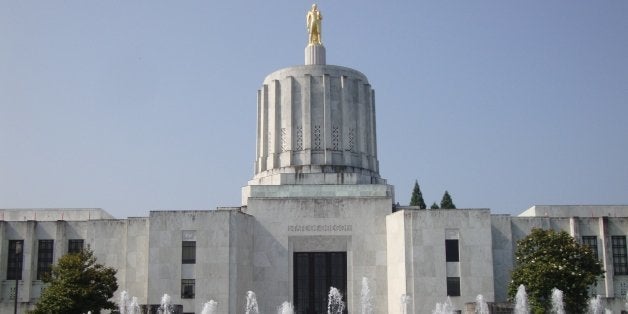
[250, 64, 384, 185]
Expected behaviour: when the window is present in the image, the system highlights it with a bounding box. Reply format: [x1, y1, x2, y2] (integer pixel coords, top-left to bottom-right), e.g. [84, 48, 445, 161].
[182, 241, 196, 264]
[447, 277, 461, 296]
[612, 236, 627, 275]
[7, 240, 24, 280]
[37, 240, 54, 280]
[582, 236, 598, 258]
[68, 239, 84, 254]
[445, 239, 459, 262]
[181, 279, 195, 299]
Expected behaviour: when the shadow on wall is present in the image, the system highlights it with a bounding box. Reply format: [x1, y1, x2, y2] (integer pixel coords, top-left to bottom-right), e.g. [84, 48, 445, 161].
[464, 302, 514, 314]
[139, 304, 183, 314]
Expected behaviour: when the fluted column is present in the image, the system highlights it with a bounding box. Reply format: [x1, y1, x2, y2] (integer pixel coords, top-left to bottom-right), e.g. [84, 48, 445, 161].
[305, 44, 326, 65]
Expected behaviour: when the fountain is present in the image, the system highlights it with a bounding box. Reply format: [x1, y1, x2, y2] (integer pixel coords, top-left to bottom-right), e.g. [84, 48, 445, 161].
[246, 291, 259, 314]
[400, 294, 411, 314]
[202, 300, 218, 314]
[160, 294, 172, 314]
[432, 297, 454, 314]
[360, 277, 374, 314]
[514, 285, 529, 314]
[278, 301, 295, 314]
[589, 295, 603, 314]
[119, 290, 130, 314]
[476, 294, 489, 314]
[328, 287, 345, 314]
[550, 288, 564, 314]
[433, 303, 442, 314]
[129, 297, 140, 314]
[119, 291, 140, 314]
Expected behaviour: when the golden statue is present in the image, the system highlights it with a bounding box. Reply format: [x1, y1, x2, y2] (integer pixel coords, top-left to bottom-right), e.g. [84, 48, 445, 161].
[306, 4, 323, 45]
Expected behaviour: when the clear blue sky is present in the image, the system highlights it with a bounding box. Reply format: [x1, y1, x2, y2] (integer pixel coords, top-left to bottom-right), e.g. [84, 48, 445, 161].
[1, 1, 627, 219]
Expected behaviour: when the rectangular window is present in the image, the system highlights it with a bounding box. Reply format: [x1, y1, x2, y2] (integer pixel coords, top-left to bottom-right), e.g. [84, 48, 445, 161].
[582, 236, 598, 258]
[68, 239, 84, 254]
[447, 277, 461, 296]
[182, 241, 196, 264]
[181, 279, 195, 299]
[445, 239, 459, 262]
[7, 240, 24, 280]
[612, 236, 628, 275]
[37, 240, 54, 280]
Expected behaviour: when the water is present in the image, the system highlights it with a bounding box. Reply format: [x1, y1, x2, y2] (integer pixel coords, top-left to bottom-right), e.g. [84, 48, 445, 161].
[327, 287, 345, 314]
[160, 294, 172, 314]
[119, 291, 140, 314]
[360, 277, 374, 314]
[589, 295, 603, 314]
[202, 300, 218, 314]
[514, 285, 529, 314]
[400, 294, 411, 314]
[432, 297, 454, 314]
[246, 291, 259, 314]
[129, 297, 140, 314]
[433, 303, 442, 314]
[119, 290, 130, 314]
[278, 301, 295, 314]
[550, 288, 564, 314]
[476, 294, 489, 314]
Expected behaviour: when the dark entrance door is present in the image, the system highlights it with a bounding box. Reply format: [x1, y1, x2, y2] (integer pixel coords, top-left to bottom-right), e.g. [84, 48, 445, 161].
[293, 252, 347, 314]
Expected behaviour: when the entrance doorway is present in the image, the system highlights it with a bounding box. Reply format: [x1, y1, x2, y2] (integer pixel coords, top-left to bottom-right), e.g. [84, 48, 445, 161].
[293, 252, 347, 314]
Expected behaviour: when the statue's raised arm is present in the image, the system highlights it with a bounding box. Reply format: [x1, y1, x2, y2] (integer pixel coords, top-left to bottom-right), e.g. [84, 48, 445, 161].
[306, 4, 323, 45]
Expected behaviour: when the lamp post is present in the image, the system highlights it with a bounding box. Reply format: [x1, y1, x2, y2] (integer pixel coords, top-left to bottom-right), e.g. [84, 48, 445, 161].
[14, 241, 22, 314]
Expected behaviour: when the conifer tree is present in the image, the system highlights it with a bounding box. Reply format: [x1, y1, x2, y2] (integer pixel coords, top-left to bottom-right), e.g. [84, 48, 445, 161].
[440, 191, 456, 209]
[430, 202, 440, 209]
[409, 180, 426, 209]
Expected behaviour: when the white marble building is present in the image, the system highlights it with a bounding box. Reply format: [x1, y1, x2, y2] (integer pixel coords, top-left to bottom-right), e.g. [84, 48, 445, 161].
[1, 17, 627, 314]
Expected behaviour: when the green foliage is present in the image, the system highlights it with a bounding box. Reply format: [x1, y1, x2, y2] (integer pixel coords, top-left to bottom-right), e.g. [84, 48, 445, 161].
[31, 249, 118, 314]
[439, 191, 456, 209]
[430, 202, 439, 209]
[507, 229, 604, 314]
[409, 180, 427, 209]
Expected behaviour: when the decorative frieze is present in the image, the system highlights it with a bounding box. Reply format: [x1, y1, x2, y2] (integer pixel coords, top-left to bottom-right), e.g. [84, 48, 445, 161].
[296, 126, 304, 151]
[331, 126, 340, 151]
[313, 125, 322, 150]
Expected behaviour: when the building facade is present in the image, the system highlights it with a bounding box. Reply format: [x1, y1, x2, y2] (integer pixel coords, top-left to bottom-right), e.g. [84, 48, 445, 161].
[2, 206, 627, 313]
[1, 11, 627, 314]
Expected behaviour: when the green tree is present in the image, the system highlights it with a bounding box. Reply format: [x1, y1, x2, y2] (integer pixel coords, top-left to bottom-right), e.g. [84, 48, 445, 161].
[409, 180, 426, 209]
[507, 228, 604, 314]
[31, 249, 118, 314]
[430, 202, 440, 209]
[440, 191, 456, 209]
